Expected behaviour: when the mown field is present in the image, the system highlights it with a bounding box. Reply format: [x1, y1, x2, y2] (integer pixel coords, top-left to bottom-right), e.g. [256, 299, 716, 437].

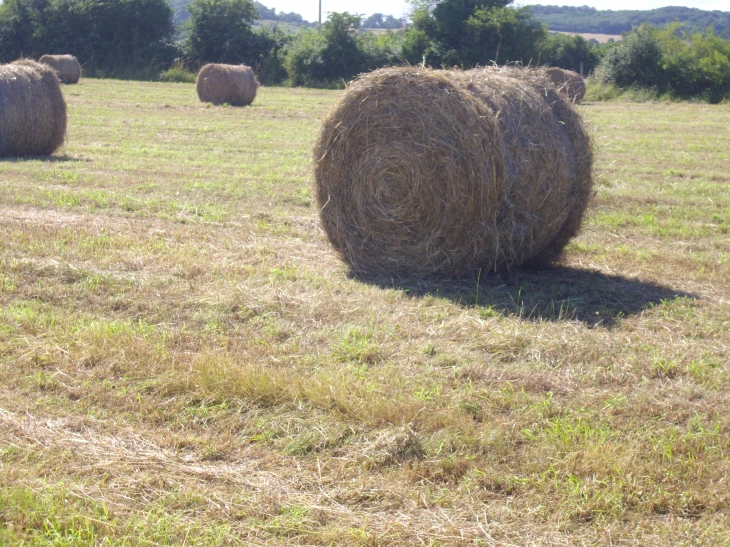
[0, 79, 729, 546]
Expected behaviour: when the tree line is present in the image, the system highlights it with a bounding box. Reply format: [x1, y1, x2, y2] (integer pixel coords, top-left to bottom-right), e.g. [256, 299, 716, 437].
[0, 0, 177, 77]
[0, 0, 728, 101]
[530, 5, 730, 38]
[0, 0, 606, 80]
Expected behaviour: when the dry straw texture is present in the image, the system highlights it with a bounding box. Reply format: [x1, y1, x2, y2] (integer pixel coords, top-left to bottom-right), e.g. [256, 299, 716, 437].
[545, 67, 586, 103]
[196, 63, 259, 106]
[39, 54, 81, 84]
[0, 59, 67, 157]
[314, 66, 593, 278]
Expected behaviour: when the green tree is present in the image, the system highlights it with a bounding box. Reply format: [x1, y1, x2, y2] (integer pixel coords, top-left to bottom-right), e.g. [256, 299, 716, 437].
[539, 33, 600, 74]
[465, 6, 545, 65]
[253, 24, 290, 85]
[319, 12, 364, 79]
[362, 13, 404, 29]
[402, 0, 546, 67]
[597, 24, 665, 88]
[184, 0, 258, 66]
[284, 30, 327, 86]
[284, 12, 364, 86]
[359, 30, 405, 71]
[0, 0, 176, 75]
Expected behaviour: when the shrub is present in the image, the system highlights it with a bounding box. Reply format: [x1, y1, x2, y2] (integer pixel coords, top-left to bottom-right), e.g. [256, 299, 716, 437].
[285, 12, 364, 87]
[660, 26, 730, 103]
[597, 24, 730, 103]
[284, 29, 330, 87]
[598, 24, 665, 88]
[159, 62, 196, 82]
[582, 77, 623, 101]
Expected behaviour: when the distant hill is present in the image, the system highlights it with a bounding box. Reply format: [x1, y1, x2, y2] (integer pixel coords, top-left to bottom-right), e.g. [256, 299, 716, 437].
[169, 0, 314, 26]
[529, 5, 730, 37]
[253, 1, 315, 27]
[362, 13, 405, 29]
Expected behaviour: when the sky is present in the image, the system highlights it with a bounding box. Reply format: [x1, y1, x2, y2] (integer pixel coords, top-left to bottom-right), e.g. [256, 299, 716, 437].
[263, 1, 728, 23]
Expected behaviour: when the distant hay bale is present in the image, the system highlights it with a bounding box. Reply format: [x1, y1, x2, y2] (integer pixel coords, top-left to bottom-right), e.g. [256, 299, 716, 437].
[313, 66, 593, 278]
[544, 67, 586, 103]
[0, 60, 67, 157]
[39, 54, 81, 84]
[196, 63, 259, 106]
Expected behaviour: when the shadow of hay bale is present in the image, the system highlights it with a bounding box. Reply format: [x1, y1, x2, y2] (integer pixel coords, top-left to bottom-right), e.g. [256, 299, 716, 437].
[314, 66, 593, 278]
[196, 63, 259, 106]
[352, 267, 697, 328]
[0, 154, 87, 163]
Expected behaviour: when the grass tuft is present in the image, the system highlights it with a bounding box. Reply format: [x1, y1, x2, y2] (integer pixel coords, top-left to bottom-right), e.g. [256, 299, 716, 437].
[158, 63, 197, 84]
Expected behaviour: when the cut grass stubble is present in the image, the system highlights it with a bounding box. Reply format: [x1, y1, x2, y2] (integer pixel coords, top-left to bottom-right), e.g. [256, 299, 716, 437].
[0, 80, 729, 545]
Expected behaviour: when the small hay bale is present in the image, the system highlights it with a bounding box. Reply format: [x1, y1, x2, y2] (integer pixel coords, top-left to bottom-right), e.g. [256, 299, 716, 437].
[39, 54, 81, 84]
[0, 59, 67, 157]
[544, 67, 586, 103]
[313, 66, 593, 278]
[196, 63, 259, 106]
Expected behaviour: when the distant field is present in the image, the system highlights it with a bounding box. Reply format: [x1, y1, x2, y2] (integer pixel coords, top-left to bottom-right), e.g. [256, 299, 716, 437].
[254, 20, 312, 34]
[1, 79, 729, 545]
[361, 28, 403, 34]
[554, 30, 623, 43]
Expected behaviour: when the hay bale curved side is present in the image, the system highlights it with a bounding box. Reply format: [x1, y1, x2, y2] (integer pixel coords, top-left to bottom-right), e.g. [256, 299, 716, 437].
[544, 67, 586, 103]
[0, 60, 67, 157]
[39, 54, 81, 84]
[527, 71, 593, 266]
[196, 64, 259, 106]
[313, 66, 593, 278]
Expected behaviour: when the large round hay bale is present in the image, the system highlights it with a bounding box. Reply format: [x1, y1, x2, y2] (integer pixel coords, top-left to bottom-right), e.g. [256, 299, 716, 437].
[0, 60, 67, 157]
[39, 54, 81, 84]
[196, 64, 259, 106]
[544, 67, 586, 103]
[313, 66, 593, 278]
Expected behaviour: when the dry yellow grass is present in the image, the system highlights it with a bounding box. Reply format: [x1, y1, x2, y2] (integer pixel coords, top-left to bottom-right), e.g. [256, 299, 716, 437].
[0, 80, 728, 545]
